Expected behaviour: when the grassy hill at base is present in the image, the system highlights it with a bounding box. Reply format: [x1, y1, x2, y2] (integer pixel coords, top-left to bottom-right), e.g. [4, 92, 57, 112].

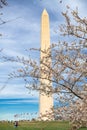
[0, 121, 87, 130]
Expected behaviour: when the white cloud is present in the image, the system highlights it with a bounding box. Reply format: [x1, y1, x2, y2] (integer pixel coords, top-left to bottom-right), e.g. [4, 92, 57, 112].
[0, 84, 39, 98]
[2, 49, 28, 58]
[0, 99, 38, 105]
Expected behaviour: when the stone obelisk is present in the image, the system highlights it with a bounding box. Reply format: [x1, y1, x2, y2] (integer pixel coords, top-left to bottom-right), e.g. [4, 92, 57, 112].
[39, 9, 53, 120]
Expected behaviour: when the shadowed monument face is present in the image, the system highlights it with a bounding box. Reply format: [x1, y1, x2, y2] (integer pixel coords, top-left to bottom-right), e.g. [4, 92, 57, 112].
[39, 9, 53, 121]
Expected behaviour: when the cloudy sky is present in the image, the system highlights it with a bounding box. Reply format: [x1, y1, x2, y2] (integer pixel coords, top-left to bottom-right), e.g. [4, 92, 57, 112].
[0, 0, 87, 99]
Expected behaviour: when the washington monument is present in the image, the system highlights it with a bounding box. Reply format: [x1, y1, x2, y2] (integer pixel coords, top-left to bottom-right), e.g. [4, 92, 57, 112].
[39, 9, 53, 120]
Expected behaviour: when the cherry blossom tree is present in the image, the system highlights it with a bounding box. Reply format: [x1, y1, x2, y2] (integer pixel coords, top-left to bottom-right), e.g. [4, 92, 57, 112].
[0, 0, 7, 36]
[0, 0, 7, 8]
[0, 6, 87, 129]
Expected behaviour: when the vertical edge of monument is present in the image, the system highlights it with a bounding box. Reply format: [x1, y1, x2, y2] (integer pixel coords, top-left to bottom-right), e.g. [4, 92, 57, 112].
[39, 9, 54, 121]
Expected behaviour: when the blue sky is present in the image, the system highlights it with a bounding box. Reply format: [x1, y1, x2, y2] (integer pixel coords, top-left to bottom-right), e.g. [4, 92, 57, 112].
[0, 0, 87, 99]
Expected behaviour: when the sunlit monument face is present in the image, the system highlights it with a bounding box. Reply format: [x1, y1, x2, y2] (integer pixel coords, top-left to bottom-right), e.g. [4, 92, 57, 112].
[39, 9, 53, 121]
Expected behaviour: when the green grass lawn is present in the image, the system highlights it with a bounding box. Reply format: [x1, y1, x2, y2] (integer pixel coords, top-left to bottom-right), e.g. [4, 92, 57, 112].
[0, 121, 87, 130]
